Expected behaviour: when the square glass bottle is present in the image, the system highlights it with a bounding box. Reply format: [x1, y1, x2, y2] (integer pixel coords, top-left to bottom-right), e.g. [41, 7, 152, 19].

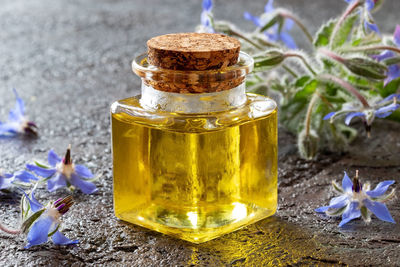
[111, 33, 277, 243]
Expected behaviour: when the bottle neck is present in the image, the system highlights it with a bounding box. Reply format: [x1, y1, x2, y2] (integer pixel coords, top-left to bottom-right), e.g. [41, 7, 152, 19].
[140, 82, 247, 114]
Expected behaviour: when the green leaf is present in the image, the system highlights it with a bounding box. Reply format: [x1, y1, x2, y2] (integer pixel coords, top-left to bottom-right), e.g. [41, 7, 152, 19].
[331, 13, 358, 49]
[259, 12, 280, 33]
[314, 19, 336, 47]
[294, 76, 311, 88]
[253, 50, 286, 72]
[294, 79, 318, 100]
[344, 57, 388, 80]
[382, 56, 400, 66]
[387, 110, 400, 122]
[380, 77, 400, 97]
[21, 209, 46, 234]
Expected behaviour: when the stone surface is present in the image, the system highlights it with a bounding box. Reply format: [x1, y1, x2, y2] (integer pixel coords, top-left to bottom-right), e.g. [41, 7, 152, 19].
[0, 0, 399, 266]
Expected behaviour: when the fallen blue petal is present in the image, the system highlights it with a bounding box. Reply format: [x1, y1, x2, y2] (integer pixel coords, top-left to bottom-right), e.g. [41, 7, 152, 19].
[363, 199, 395, 223]
[342, 172, 353, 192]
[74, 165, 94, 179]
[47, 173, 67, 192]
[25, 216, 53, 249]
[52, 231, 79, 246]
[339, 201, 361, 227]
[26, 164, 56, 178]
[48, 150, 61, 167]
[70, 174, 97, 194]
[366, 180, 395, 198]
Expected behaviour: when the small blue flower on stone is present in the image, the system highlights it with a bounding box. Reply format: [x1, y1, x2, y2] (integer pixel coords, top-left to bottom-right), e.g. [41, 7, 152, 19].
[26, 145, 98, 194]
[374, 25, 400, 85]
[244, 0, 297, 49]
[324, 93, 400, 134]
[344, 0, 379, 33]
[0, 89, 37, 137]
[200, 0, 214, 33]
[21, 188, 78, 248]
[0, 169, 38, 190]
[316, 171, 395, 227]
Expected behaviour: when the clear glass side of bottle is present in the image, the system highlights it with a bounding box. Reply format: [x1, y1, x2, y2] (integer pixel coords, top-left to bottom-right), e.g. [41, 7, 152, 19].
[111, 52, 278, 243]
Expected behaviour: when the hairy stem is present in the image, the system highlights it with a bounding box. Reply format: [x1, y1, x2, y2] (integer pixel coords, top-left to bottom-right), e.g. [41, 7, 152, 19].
[280, 11, 313, 44]
[0, 222, 20, 235]
[282, 64, 298, 78]
[305, 93, 319, 136]
[319, 48, 346, 64]
[285, 52, 317, 76]
[339, 45, 400, 54]
[229, 29, 265, 50]
[319, 74, 370, 108]
[329, 0, 362, 48]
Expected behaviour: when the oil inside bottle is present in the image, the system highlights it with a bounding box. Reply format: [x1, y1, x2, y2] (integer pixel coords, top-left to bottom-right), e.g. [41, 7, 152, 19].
[111, 94, 277, 243]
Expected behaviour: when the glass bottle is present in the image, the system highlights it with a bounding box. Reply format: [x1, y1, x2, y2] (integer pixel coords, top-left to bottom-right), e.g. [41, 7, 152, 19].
[111, 37, 277, 243]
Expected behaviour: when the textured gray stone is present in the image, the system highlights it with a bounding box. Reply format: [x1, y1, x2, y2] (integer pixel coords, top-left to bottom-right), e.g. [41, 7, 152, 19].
[0, 0, 399, 266]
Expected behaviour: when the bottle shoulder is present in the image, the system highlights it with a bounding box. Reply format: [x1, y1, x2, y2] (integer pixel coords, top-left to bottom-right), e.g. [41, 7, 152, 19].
[111, 93, 277, 132]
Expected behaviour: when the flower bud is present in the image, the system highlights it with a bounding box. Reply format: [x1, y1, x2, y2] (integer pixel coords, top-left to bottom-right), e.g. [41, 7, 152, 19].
[344, 57, 388, 80]
[253, 51, 285, 72]
[297, 129, 319, 160]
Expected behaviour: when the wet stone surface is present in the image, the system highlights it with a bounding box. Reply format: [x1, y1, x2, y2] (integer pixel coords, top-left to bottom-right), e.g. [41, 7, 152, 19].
[0, 0, 400, 266]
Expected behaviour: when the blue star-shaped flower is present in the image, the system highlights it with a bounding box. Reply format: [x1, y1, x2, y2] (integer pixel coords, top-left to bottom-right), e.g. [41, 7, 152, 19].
[199, 0, 214, 33]
[374, 25, 400, 85]
[0, 89, 37, 137]
[324, 93, 400, 133]
[0, 170, 38, 190]
[344, 0, 379, 33]
[244, 0, 297, 49]
[26, 146, 98, 194]
[316, 171, 395, 227]
[21, 189, 78, 248]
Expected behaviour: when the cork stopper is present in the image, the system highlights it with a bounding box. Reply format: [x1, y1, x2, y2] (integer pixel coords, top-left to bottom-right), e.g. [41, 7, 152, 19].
[147, 33, 241, 71]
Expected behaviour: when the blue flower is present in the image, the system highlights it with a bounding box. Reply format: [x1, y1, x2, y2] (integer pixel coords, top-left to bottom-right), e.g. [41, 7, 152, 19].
[0, 89, 37, 137]
[244, 0, 297, 49]
[0, 170, 38, 190]
[26, 145, 98, 194]
[20, 189, 78, 248]
[324, 93, 400, 134]
[316, 171, 395, 227]
[199, 0, 214, 33]
[374, 25, 400, 85]
[344, 0, 379, 33]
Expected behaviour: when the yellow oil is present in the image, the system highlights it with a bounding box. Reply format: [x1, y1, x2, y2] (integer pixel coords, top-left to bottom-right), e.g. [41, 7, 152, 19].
[111, 94, 277, 243]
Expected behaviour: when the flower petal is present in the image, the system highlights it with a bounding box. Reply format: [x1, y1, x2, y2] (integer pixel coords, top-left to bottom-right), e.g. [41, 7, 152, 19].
[342, 172, 353, 193]
[244, 12, 262, 27]
[344, 112, 364, 125]
[47, 173, 67, 192]
[14, 170, 38, 183]
[74, 165, 94, 179]
[323, 112, 336, 120]
[70, 173, 97, 194]
[48, 150, 61, 167]
[379, 93, 400, 103]
[0, 122, 18, 136]
[51, 231, 79, 246]
[339, 201, 361, 227]
[202, 0, 212, 11]
[363, 199, 395, 223]
[365, 0, 375, 11]
[26, 164, 56, 178]
[394, 25, 400, 47]
[19, 188, 43, 212]
[25, 216, 53, 248]
[315, 206, 330, 213]
[375, 103, 400, 116]
[364, 21, 379, 33]
[366, 180, 395, 198]
[329, 195, 349, 209]
[264, 0, 274, 13]
[279, 32, 297, 49]
[0, 176, 14, 189]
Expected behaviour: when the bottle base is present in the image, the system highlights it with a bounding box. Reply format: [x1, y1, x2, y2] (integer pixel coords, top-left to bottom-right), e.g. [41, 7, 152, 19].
[115, 201, 276, 243]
